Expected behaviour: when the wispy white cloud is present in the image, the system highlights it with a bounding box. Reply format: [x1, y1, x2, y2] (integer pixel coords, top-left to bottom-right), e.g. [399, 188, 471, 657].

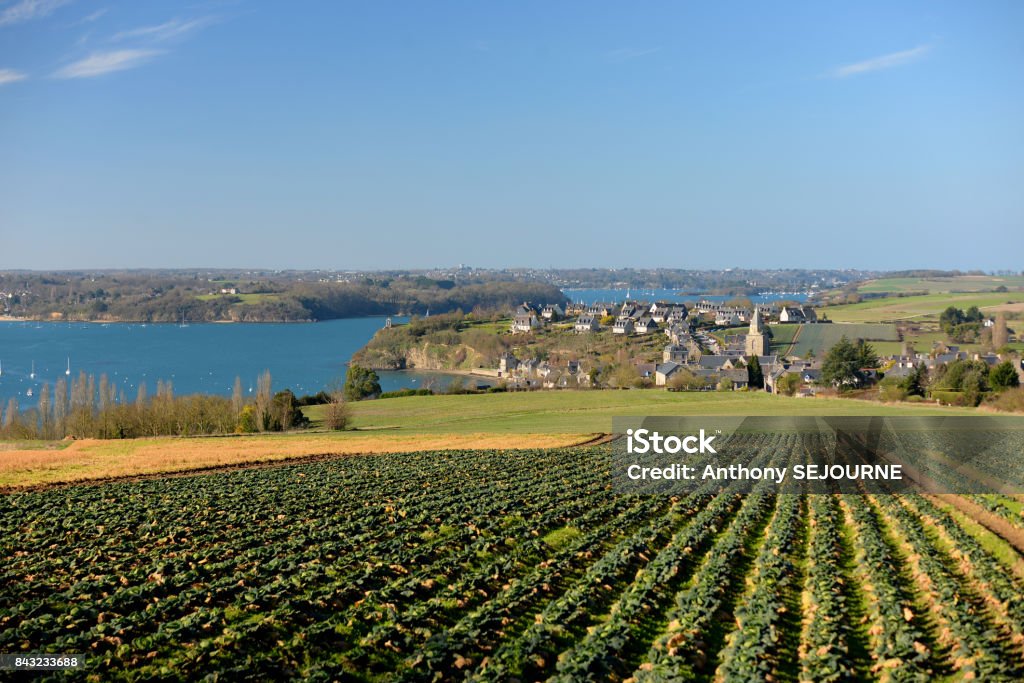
[0, 0, 72, 27]
[53, 48, 163, 78]
[606, 47, 661, 64]
[0, 68, 28, 85]
[79, 7, 108, 24]
[112, 16, 215, 43]
[829, 45, 931, 78]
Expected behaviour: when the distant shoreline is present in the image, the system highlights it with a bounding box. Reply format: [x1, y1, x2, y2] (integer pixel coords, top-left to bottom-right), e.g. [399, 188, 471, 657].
[0, 316, 388, 325]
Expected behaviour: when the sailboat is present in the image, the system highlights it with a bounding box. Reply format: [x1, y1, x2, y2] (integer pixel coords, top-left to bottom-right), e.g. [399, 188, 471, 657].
[65, 357, 71, 376]
[180, 311, 189, 328]
[0, 359, 3, 376]
[29, 361, 35, 380]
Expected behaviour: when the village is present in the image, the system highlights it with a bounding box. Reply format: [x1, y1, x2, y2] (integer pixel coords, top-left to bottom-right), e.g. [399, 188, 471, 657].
[490, 297, 1021, 399]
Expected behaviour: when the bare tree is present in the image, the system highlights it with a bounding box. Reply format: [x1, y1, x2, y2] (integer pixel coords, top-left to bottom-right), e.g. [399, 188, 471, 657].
[99, 374, 111, 411]
[993, 312, 1009, 350]
[52, 377, 69, 437]
[35, 383, 51, 439]
[323, 388, 350, 431]
[232, 376, 244, 417]
[255, 370, 273, 432]
[2, 397, 18, 431]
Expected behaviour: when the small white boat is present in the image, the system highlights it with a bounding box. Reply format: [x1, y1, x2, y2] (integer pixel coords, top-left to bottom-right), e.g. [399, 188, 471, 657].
[26, 387, 33, 397]
[29, 361, 35, 380]
[65, 358, 71, 376]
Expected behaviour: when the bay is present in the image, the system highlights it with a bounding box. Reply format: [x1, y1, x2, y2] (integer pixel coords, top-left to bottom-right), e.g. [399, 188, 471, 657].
[0, 317, 462, 408]
[0, 289, 809, 409]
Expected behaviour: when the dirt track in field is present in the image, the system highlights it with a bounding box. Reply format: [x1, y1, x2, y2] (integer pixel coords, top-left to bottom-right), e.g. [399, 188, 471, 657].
[928, 493, 1024, 556]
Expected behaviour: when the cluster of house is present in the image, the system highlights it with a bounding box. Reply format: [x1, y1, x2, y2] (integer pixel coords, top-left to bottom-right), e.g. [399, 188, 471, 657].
[504, 301, 794, 391]
[883, 344, 1012, 379]
[496, 353, 591, 390]
[512, 299, 822, 335]
[652, 308, 810, 392]
[512, 300, 692, 337]
[502, 299, 1024, 394]
[690, 300, 818, 326]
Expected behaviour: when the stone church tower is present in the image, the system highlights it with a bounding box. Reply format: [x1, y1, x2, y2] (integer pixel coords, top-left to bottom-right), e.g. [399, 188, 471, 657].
[745, 308, 768, 357]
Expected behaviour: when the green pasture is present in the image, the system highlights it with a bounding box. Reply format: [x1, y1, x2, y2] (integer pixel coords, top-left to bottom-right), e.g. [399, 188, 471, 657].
[785, 323, 898, 358]
[857, 275, 1024, 294]
[821, 292, 1024, 323]
[306, 390, 975, 435]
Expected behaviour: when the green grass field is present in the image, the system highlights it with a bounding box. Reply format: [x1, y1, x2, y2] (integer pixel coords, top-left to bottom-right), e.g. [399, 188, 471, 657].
[821, 291, 1024, 322]
[766, 323, 800, 344]
[307, 390, 975, 434]
[783, 323, 898, 358]
[460, 318, 512, 334]
[857, 275, 1024, 294]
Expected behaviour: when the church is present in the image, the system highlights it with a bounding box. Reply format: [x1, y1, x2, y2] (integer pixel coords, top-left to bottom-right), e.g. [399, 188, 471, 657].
[745, 308, 769, 357]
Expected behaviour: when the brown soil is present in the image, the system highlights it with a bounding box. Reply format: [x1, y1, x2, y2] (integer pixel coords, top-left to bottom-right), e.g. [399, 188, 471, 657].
[926, 493, 1024, 555]
[0, 432, 606, 493]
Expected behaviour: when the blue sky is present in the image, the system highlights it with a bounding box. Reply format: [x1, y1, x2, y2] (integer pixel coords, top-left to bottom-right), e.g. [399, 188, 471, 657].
[1, 1, 1021, 271]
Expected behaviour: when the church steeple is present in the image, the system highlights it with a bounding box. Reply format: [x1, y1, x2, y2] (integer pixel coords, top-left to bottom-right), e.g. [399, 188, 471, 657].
[746, 308, 767, 357]
[750, 307, 765, 334]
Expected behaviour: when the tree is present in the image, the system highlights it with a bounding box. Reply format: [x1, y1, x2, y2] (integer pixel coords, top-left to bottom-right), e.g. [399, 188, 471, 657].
[323, 390, 351, 430]
[992, 313, 1009, 350]
[939, 306, 965, 332]
[879, 377, 907, 402]
[232, 376, 245, 417]
[746, 355, 764, 390]
[962, 367, 987, 407]
[445, 377, 467, 394]
[854, 339, 880, 370]
[936, 359, 990, 392]
[52, 377, 68, 437]
[821, 336, 862, 389]
[255, 370, 273, 431]
[668, 369, 706, 391]
[990, 361, 1020, 391]
[37, 383, 52, 439]
[272, 389, 310, 430]
[2, 397, 18, 431]
[344, 365, 382, 401]
[901, 363, 929, 397]
[610, 363, 642, 389]
[717, 377, 734, 392]
[236, 405, 258, 433]
[777, 373, 803, 397]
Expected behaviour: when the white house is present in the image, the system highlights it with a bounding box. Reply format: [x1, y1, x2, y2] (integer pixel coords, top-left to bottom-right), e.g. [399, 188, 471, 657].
[635, 316, 659, 334]
[574, 315, 600, 333]
[541, 304, 565, 321]
[613, 316, 634, 335]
